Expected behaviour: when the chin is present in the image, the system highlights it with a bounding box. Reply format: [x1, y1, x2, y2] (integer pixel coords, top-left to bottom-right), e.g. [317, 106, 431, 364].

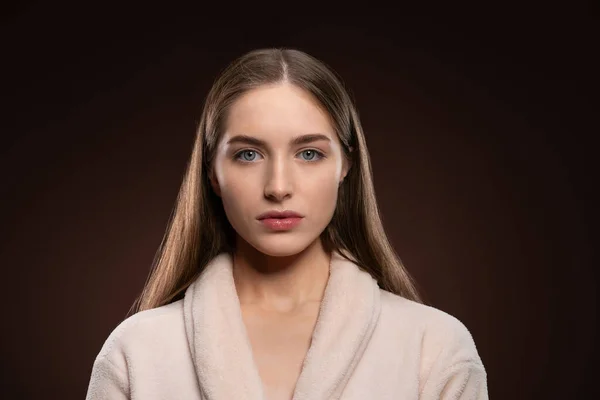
[246, 234, 315, 257]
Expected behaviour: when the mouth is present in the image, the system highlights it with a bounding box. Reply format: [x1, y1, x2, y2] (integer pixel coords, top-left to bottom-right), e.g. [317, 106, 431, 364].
[257, 210, 304, 231]
[256, 210, 304, 220]
[258, 216, 303, 231]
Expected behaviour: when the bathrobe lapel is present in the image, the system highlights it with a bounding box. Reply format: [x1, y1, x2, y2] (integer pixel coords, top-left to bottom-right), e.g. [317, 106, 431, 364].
[183, 251, 382, 400]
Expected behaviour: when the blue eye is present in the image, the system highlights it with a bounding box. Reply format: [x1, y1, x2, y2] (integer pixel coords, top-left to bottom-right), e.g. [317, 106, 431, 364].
[235, 150, 261, 162]
[299, 149, 324, 161]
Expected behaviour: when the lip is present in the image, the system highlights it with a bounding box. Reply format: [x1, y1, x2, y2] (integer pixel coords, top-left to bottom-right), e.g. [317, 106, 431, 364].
[259, 217, 303, 231]
[256, 210, 304, 220]
[256, 209, 304, 231]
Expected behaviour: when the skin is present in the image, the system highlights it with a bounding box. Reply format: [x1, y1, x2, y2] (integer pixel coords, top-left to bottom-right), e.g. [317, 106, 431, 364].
[209, 82, 350, 399]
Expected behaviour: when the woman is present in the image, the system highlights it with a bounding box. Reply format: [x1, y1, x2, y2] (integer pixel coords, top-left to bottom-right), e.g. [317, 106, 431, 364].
[86, 48, 488, 399]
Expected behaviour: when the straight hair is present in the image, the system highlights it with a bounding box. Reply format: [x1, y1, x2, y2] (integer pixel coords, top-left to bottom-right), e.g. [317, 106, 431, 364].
[128, 48, 422, 316]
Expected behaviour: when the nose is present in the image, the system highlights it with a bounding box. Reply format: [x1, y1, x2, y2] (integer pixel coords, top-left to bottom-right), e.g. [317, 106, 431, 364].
[263, 155, 293, 202]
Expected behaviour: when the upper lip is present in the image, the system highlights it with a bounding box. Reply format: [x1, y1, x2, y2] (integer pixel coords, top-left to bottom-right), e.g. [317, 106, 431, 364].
[257, 210, 304, 220]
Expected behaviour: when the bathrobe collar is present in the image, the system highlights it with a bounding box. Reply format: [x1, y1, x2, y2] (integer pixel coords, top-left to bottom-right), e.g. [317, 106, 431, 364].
[183, 250, 382, 400]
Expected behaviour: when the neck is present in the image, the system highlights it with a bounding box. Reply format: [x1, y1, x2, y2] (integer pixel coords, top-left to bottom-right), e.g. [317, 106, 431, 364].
[232, 238, 331, 313]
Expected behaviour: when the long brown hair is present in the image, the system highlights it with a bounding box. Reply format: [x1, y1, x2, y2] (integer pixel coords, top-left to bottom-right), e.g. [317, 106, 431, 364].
[128, 48, 422, 316]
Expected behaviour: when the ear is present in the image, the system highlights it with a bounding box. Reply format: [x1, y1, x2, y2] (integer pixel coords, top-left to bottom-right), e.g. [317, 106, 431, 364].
[340, 147, 353, 184]
[209, 168, 222, 197]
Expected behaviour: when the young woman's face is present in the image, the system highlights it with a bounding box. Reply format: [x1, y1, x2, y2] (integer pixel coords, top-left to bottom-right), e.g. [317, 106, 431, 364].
[211, 83, 349, 257]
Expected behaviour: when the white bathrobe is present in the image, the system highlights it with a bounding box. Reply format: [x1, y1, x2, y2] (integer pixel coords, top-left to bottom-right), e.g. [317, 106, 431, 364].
[85, 251, 488, 399]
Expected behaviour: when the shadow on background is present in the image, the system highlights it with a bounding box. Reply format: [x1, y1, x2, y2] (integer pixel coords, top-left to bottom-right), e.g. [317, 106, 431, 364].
[0, 4, 595, 399]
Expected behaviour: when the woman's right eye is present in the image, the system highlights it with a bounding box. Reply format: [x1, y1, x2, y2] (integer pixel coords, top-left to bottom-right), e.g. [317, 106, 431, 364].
[234, 150, 262, 162]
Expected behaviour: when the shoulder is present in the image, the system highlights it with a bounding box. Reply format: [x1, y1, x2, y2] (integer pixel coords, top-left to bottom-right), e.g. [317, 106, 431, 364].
[380, 290, 487, 396]
[380, 289, 470, 334]
[94, 300, 185, 369]
[379, 290, 483, 365]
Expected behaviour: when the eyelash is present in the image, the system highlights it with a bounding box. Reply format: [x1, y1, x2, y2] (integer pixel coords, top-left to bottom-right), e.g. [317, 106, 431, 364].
[233, 148, 326, 163]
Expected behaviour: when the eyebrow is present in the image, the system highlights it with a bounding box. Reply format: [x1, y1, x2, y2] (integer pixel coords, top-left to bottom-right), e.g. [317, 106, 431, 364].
[226, 133, 331, 147]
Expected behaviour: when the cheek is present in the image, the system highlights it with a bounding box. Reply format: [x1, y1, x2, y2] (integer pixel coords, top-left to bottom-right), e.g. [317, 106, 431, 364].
[214, 163, 256, 221]
[219, 176, 254, 216]
[303, 168, 341, 213]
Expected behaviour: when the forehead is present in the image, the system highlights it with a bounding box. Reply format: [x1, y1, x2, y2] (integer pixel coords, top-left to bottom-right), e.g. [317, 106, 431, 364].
[224, 83, 336, 142]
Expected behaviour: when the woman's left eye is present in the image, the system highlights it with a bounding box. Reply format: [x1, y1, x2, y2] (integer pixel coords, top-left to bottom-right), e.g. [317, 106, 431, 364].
[298, 149, 324, 161]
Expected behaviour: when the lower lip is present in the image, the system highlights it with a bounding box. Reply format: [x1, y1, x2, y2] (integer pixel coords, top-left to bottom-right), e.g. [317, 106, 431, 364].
[259, 217, 303, 231]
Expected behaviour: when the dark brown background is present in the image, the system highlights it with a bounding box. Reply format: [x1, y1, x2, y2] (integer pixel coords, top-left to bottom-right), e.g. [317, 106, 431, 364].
[1, 3, 595, 399]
